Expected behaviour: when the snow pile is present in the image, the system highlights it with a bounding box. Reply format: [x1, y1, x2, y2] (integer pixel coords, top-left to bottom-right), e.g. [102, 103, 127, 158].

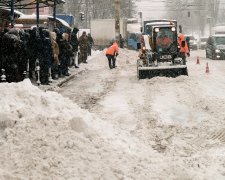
[1, 49, 225, 179]
[0, 79, 99, 179]
[0, 79, 156, 180]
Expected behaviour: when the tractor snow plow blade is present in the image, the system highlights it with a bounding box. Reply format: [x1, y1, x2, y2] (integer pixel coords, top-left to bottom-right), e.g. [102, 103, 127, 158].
[138, 65, 188, 79]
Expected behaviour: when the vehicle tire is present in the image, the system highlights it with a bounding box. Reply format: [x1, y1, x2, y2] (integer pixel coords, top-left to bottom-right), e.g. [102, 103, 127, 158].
[212, 53, 216, 60]
[206, 51, 209, 58]
[137, 60, 140, 79]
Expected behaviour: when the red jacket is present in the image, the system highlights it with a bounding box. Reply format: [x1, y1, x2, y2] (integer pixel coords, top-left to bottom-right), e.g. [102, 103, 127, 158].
[106, 42, 119, 56]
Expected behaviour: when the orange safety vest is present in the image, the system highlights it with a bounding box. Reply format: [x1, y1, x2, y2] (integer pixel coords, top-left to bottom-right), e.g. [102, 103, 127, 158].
[106, 42, 119, 56]
[178, 34, 189, 53]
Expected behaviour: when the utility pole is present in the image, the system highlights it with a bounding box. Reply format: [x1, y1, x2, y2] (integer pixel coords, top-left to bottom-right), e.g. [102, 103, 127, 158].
[53, 0, 56, 28]
[85, 0, 88, 28]
[115, 0, 121, 42]
[10, 0, 14, 28]
[128, 0, 131, 18]
[36, 0, 40, 27]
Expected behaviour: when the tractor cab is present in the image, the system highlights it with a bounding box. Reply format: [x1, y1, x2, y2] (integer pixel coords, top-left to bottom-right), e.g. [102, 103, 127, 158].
[144, 21, 178, 62]
[137, 19, 188, 79]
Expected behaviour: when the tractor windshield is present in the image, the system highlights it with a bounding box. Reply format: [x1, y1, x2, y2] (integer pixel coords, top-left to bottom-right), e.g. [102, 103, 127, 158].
[155, 28, 175, 53]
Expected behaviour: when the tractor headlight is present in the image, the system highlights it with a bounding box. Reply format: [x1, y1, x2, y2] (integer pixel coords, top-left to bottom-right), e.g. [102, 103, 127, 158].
[142, 46, 146, 53]
[215, 49, 220, 53]
[155, 28, 159, 32]
[171, 27, 176, 32]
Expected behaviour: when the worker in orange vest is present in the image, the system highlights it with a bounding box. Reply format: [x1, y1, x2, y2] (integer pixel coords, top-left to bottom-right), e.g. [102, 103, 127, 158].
[106, 40, 119, 69]
[178, 34, 190, 65]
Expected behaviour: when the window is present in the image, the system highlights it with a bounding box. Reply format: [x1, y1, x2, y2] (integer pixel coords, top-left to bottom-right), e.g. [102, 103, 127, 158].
[156, 28, 175, 52]
[215, 37, 225, 45]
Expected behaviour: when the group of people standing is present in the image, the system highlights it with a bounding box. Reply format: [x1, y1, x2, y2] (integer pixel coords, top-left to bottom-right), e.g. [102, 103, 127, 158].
[0, 27, 94, 85]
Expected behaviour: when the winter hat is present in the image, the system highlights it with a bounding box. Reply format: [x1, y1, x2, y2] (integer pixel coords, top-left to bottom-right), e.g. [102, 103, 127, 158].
[72, 27, 79, 34]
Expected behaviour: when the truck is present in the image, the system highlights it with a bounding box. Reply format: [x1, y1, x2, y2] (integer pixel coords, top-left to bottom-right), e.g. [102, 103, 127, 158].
[127, 23, 141, 50]
[90, 19, 127, 48]
[137, 19, 188, 79]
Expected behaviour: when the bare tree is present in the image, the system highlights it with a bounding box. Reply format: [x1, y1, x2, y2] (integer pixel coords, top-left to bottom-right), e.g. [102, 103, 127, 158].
[63, 0, 137, 28]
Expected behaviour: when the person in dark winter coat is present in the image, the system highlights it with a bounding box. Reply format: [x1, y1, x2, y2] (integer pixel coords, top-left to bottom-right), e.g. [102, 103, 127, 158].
[87, 33, 94, 56]
[70, 27, 79, 67]
[50, 32, 60, 79]
[1, 28, 23, 82]
[119, 34, 125, 48]
[57, 32, 73, 76]
[27, 27, 39, 79]
[18, 30, 29, 79]
[105, 40, 119, 69]
[79, 31, 88, 64]
[38, 28, 52, 85]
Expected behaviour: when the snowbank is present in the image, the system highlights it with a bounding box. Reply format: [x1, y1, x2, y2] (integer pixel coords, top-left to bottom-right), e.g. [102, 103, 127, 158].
[1, 49, 225, 180]
[0, 79, 157, 179]
[0, 80, 100, 179]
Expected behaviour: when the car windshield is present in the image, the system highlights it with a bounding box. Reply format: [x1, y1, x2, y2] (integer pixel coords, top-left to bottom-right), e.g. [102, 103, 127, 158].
[156, 28, 175, 52]
[215, 37, 225, 45]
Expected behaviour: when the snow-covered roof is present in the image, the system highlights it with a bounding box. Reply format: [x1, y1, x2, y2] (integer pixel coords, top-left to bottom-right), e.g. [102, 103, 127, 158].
[212, 26, 225, 30]
[146, 22, 172, 26]
[48, 16, 70, 28]
[19, 14, 49, 19]
[0, 6, 24, 17]
[18, 14, 71, 29]
[212, 34, 225, 37]
[127, 23, 141, 33]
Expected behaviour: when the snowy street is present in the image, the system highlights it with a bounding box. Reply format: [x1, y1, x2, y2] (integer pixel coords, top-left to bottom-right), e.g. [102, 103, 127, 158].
[58, 49, 225, 179]
[1, 49, 225, 179]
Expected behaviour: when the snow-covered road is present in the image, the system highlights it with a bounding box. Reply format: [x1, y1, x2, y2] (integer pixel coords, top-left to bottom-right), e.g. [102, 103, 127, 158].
[1, 49, 225, 179]
[58, 49, 225, 179]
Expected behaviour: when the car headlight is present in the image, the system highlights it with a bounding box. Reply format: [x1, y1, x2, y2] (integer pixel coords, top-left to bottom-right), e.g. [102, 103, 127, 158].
[215, 49, 220, 53]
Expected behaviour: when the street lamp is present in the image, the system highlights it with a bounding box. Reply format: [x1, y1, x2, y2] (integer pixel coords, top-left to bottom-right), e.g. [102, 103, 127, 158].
[207, 16, 212, 35]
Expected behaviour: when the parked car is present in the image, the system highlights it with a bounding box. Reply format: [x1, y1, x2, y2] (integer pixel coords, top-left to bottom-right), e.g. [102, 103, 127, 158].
[199, 37, 208, 49]
[206, 35, 225, 60]
[185, 35, 198, 50]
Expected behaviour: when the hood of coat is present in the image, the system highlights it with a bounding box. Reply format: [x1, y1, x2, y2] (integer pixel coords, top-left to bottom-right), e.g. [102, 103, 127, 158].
[63, 33, 69, 41]
[50, 32, 57, 41]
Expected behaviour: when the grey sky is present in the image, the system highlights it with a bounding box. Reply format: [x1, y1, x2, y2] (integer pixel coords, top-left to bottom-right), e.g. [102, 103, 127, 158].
[136, 0, 166, 20]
